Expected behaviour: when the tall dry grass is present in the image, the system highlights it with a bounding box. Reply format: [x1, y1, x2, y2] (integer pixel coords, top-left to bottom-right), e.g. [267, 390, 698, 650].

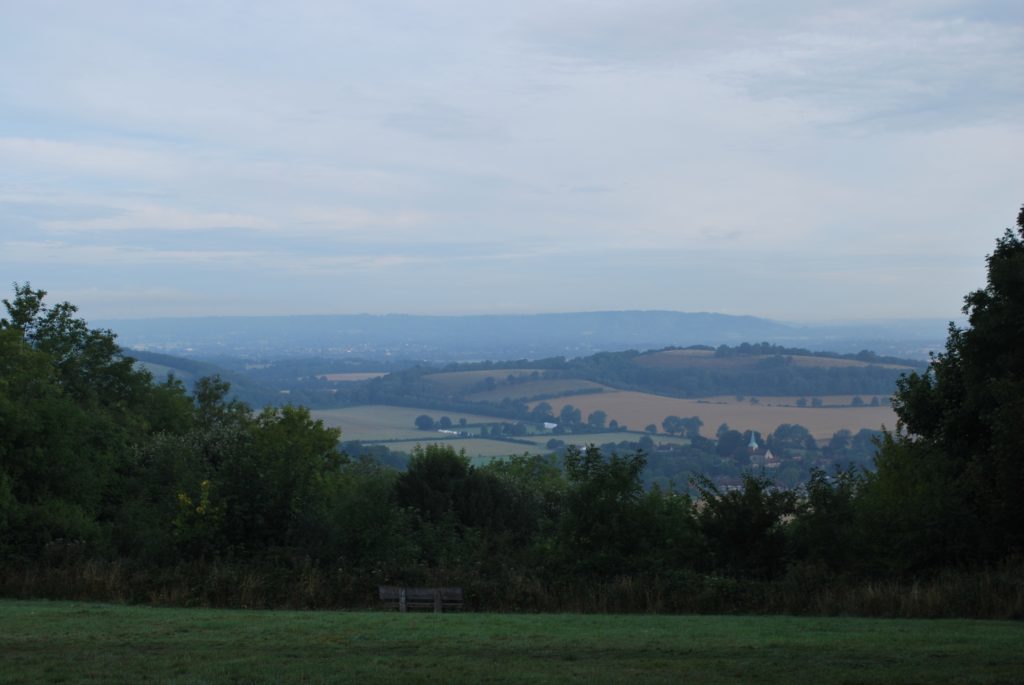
[2, 558, 1021, 618]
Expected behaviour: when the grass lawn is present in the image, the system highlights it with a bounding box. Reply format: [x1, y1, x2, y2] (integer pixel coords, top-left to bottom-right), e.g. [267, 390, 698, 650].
[1, 600, 1021, 684]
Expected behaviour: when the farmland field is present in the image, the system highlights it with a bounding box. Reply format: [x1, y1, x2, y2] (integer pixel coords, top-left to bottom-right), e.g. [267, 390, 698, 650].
[1, 600, 1021, 684]
[319, 372, 387, 382]
[373, 433, 690, 460]
[312, 397, 895, 445]
[422, 368, 541, 391]
[310, 405, 516, 441]
[464, 378, 606, 402]
[696, 394, 891, 407]
[534, 391, 900, 439]
[310, 406, 698, 458]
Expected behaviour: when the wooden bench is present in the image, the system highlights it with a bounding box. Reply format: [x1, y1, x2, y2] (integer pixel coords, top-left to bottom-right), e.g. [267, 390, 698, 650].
[378, 585, 464, 613]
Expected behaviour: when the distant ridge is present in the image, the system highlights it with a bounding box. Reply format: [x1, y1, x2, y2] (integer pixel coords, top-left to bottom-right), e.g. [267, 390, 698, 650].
[97, 310, 949, 362]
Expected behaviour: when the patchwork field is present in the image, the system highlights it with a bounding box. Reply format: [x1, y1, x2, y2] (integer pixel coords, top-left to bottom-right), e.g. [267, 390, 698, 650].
[534, 392, 899, 439]
[311, 405, 514, 441]
[319, 372, 387, 382]
[2, 600, 1020, 685]
[310, 405, 698, 458]
[312, 396, 896, 446]
[698, 394, 890, 407]
[422, 368, 541, 391]
[464, 378, 607, 402]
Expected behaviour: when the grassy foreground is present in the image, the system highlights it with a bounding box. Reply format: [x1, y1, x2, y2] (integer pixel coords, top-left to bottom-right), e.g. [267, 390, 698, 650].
[0, 600, 1021, 684]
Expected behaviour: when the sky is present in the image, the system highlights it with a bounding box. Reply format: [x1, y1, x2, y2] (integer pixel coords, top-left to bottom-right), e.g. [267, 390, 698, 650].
[1, 1, 1022, 322]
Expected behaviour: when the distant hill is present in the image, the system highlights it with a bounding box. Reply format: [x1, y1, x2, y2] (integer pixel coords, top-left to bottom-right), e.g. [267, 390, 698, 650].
[121, 341, 926, 444]
[126, 349, 282, 408]
[98, 311, 951, 362]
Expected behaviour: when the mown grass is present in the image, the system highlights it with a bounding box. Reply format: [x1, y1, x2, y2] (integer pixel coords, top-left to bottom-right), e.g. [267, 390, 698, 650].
[1, 600, 1021, 684]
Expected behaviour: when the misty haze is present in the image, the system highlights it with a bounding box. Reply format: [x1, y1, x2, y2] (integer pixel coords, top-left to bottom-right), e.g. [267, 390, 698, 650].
[2, 2, 1022, 684]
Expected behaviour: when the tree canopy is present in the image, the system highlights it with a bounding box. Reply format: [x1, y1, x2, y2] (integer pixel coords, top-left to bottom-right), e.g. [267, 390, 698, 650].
[868, 205, 1024, 567]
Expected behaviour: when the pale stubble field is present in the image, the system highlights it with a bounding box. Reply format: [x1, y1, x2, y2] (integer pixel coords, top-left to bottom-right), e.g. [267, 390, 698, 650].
[533, 391, 898, 439]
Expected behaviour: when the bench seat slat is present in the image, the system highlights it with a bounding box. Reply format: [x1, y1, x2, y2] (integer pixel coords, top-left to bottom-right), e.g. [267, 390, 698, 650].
[378, 586, 464, 612]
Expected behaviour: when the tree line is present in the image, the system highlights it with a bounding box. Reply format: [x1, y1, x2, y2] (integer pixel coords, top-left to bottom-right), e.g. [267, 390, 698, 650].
[1, 206, 1022, 614]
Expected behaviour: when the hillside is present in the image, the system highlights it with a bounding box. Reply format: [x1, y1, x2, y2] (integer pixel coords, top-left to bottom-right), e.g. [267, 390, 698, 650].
[97, 311, 949, 361]
[397, 344, 924, 407]
[127, 350, 283, 408]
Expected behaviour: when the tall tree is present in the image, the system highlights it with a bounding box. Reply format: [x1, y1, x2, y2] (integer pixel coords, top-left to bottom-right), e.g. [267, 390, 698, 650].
[868, 205, 1024, 567]
[0, 283, 192, 553]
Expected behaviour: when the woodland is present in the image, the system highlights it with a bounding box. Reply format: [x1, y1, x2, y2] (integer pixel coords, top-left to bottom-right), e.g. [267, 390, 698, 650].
[1, 207, 1022, 616]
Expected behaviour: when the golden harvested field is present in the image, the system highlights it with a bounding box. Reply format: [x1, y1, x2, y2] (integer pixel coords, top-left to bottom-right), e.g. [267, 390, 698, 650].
[699, 394, 891, 407]
[310, 405, 513, 441]
[534, 391, 899, 439]
[318, 372, 386, 382]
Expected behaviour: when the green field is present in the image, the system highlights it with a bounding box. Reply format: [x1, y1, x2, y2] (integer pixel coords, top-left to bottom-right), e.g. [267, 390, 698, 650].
[1, 600, 1021, 684]
[464, 378, 607, 402]
[310, 405, 698, 458]
[314, 394, 897, 448]
[557, 432, 690, 446]
[422, 368, 542, 391]
[310, 405, 516, 441]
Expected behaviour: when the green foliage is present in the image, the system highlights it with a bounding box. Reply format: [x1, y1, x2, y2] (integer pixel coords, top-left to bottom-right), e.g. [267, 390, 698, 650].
[555, 446, 700, 576]
[788, 467, 865, 572]
[770, 423, 813, 451]
[857, 434, 978, 574]
[869, 205, 1024, 566]
[0, 284, 173, 554]
[395, 444, 533, 540]
[6, 228, 1024, 614]
[216, 405, 342, 553]
[693, 473, 797, 579]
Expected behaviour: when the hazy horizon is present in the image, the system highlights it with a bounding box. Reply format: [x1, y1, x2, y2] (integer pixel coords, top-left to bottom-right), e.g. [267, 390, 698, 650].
[90, 307, 964, 327]
[3, 2, 1022, 322]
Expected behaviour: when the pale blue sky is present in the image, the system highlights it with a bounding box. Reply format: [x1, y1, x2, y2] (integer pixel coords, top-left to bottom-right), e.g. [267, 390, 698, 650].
[1, 1, 1021, 320]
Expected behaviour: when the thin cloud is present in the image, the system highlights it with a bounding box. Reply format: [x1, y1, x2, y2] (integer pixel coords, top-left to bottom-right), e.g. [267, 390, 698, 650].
[0, 137, 185, 177]
[41, 205, 273, 233]
[0, 1, 1019, 319]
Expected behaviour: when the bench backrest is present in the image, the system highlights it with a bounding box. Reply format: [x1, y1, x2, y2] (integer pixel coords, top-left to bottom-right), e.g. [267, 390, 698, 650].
[378, 586, 464, 612]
